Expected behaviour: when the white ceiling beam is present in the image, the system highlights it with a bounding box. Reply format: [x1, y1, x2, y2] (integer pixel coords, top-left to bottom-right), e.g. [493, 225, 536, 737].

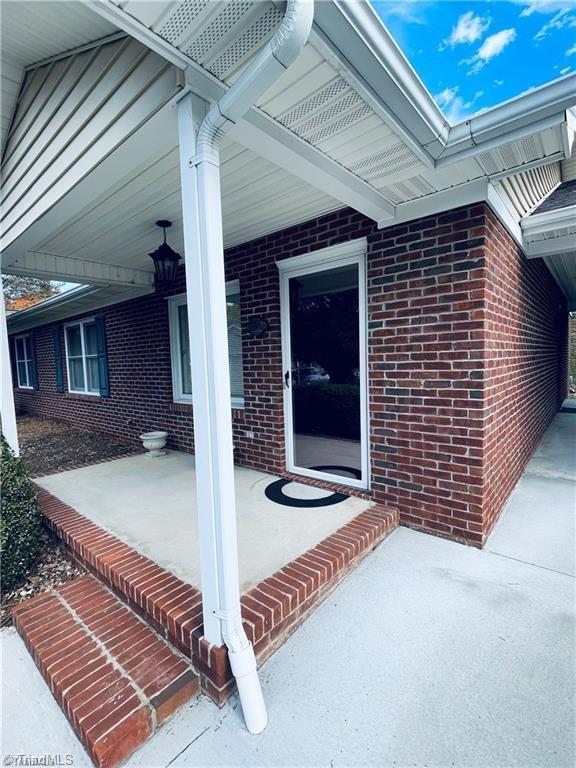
[85, 0, 395, 222]
[4, 250, 155, 287]
[231, 110, 395, 222]
[377, 179, 488, 229]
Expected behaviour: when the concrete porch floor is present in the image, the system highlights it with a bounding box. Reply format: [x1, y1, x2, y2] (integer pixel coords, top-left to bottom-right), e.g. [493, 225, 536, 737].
[34, 453, 370, 594]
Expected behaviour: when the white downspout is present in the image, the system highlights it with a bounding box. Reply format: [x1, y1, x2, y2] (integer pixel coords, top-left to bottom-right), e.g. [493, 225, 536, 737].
[180, 0, 313, 736]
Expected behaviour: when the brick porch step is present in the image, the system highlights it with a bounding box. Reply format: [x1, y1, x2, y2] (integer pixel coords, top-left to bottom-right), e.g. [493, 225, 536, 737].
[12, 574, 199, 768]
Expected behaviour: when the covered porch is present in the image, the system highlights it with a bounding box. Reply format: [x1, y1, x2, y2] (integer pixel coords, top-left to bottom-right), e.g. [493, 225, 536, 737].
[34, 450, 371, 594]
[1, 0, 575, 761]
[31, 444, 397, 710]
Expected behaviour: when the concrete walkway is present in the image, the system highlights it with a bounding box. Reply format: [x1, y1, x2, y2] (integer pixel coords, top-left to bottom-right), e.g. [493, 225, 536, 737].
[2, 412, 575, 767]
[486, 410, 575, 576]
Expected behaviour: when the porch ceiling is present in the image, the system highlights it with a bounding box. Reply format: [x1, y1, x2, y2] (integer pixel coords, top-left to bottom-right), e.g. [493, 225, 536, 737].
[1, 0, 575, 294]
[99, 0, 574, 205]
[25, 124, 342, 271]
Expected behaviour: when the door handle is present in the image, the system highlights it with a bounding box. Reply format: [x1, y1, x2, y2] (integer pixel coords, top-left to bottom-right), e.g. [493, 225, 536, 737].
[284, 370, 290, 388]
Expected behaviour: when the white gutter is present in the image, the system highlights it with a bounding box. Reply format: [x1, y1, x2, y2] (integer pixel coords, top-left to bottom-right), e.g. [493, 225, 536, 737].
[181, 0, 313, 735]
[5, 284, 100, 326]
[437, 75, 576, 165]
[315, 1, 576, 167]
[521, 204, 576, 238]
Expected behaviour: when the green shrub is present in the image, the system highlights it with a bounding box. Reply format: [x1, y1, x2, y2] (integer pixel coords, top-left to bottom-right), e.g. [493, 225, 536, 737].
[293, 383, 360, 440]
[1, 435, 43, 594]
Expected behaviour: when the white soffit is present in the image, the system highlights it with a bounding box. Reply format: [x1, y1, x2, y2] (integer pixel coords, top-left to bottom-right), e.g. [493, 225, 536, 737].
[98, 0, 573, 208]
[30, 133, 342, 271]
[0, 0, 117, 151]
[1, 0, 574, 260]
[521, 200, 576, 305]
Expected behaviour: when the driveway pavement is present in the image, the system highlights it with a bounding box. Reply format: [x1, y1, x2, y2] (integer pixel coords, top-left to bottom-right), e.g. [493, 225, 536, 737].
[2, 412, 575, 767]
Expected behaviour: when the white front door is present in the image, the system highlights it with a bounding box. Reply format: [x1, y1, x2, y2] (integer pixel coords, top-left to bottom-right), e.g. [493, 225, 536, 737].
[278, 239, 369, 490]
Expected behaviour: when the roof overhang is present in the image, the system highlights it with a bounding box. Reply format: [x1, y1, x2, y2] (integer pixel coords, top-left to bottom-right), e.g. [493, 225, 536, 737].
[521, 205, 576, 309]
[6, 283, 153, 333]
[522, 206, 576, 255]
[1, 0, 575, 310]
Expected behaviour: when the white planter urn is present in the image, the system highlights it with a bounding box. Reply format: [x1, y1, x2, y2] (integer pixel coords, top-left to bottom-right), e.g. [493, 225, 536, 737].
[140, 430, 168, 457]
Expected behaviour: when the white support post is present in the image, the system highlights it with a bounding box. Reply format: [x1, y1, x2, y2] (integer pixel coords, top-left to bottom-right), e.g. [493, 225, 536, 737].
[0, 276, 19, 456]
[177, 92, 239, 646]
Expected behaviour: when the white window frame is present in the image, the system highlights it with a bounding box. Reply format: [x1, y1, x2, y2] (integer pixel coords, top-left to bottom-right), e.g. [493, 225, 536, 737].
[63, 318, 99, 396]
[14, 333, 33, 389]
[168, 280, 244, 408]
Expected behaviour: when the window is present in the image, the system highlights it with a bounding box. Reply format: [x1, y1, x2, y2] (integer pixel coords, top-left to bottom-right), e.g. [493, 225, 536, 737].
[64, 319, 100, 394]
[14, 334, 34, 389]
[169, 281, 245, 407]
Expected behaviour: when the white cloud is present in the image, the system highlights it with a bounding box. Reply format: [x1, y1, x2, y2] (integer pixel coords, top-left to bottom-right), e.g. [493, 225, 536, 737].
[533, 9, 576, 40]
[515, 1, 576, 16]
[434, 86, 460, 108]
[433, 86, 485, 122]
[493, 79, 505, 85]
[567, 43, 576, 55]
[560, 66, 572, 73]
[440, 11, 491, 49]
[374, 0, 429, 26]
[463, 28, 517, 74]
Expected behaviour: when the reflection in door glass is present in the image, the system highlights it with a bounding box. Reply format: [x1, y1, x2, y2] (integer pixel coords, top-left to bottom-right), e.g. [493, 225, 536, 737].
[289, 263, 361, 481]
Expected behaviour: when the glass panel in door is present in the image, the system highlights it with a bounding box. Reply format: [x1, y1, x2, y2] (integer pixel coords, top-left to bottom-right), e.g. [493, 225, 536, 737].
[287, 263, 362, 483]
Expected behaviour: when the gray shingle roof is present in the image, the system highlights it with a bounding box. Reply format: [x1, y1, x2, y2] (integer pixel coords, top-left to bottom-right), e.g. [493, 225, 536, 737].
[531, 179, 576, 215]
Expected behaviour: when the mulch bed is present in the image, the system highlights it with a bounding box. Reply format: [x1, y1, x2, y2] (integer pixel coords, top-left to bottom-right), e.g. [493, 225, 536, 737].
[17, 415, 140, 477]
[1, 416, 140, 625]
[1, 530, 85, 628]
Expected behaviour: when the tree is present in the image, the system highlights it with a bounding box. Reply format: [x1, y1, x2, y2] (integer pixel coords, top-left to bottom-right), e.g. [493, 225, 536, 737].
[3, 276, 62, 311]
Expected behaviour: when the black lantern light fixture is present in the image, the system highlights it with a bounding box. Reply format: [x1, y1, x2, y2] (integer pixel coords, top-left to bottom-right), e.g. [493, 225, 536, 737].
[149, 220, 181, 286]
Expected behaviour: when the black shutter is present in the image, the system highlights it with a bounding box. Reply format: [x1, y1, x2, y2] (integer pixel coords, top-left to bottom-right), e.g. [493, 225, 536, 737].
[53, 326, 64, 393]
[29, 332, 39, 390]
[95, 316, 110, 397]
[9, 337, 18, 387]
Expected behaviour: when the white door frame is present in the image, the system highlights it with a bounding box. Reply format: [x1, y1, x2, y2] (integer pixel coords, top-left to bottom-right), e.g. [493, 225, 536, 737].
[277, 238, 369, 491]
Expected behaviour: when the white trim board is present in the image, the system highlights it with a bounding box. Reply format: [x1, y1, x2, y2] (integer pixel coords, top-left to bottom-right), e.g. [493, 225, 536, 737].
[276, 238, 368, 275]
[526, 234, 576, 258]
[377, 179, 527, 252]
[278, 239, 369, 491]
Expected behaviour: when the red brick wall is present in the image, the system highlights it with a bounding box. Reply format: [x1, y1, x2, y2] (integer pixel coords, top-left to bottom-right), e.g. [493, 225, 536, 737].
[13, 277, 200, 453]
[366, 205, 488, 544]
[481, 207, 568, 540]
[11, 203, 568, 545]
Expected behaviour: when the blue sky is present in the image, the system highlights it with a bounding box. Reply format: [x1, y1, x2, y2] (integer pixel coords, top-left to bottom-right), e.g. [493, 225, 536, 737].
[371, 0, 576, 123]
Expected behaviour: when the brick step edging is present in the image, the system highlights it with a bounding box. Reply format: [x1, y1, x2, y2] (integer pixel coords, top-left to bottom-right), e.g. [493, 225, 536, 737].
[36, 484, 398, 705]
